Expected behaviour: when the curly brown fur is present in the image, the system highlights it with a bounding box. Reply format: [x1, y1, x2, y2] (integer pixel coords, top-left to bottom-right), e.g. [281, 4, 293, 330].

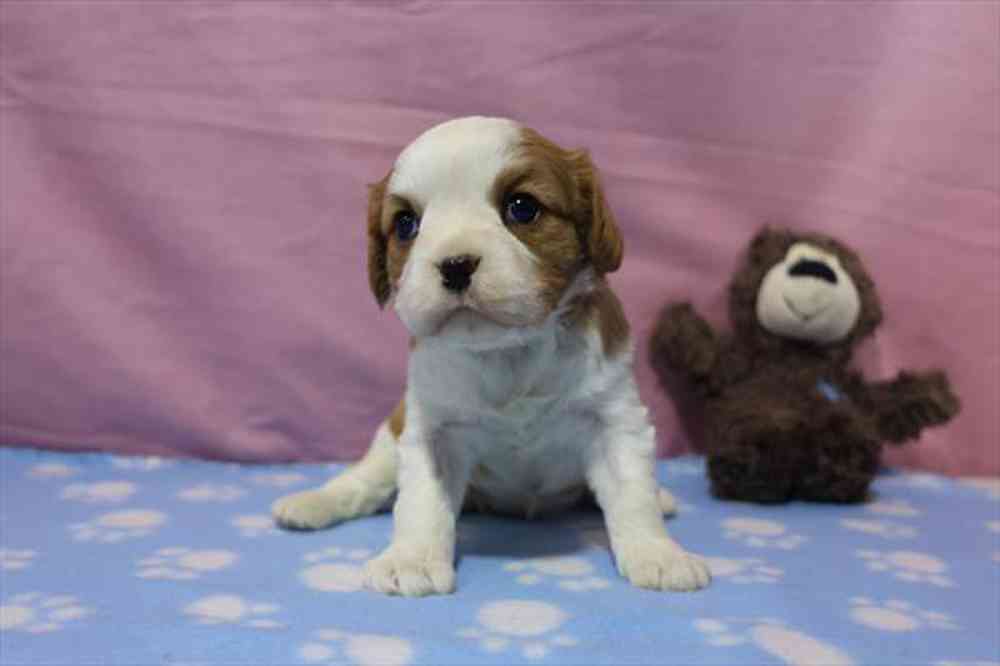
[650, 226, 960, 504]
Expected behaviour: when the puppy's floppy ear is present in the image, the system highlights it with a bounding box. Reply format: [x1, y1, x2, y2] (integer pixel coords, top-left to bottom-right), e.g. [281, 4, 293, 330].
[367, 173, 391, 308]
[571, 151, 623, 274]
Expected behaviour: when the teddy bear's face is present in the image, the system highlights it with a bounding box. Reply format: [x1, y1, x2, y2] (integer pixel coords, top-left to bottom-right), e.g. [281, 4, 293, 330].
[755, 241, 861, 344]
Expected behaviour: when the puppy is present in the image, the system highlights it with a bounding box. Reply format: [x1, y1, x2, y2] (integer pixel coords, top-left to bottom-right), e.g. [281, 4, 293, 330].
[272, 117, 710, 596]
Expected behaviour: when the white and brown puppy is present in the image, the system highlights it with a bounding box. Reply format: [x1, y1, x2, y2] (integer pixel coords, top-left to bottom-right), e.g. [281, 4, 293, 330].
[272, 116, 710, 596]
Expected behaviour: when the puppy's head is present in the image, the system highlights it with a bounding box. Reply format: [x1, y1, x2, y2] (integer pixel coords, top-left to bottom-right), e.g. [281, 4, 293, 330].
[367, 117, 622, 347]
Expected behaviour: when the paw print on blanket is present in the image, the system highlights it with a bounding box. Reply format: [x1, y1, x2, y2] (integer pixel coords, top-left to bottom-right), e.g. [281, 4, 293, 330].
[177, 484, 246, 502]
[693, 617, 853, 665]
[503, 556, 611, 592]
[0, 593, 94, 633]
[704, 557, 783, 584]
[856, 549, 954, 587]
[299, 546, 372, 593]
[27, 463, 78, 479]
[840, 519, 917, 539]
[849, 597, 958, 632]
[298, 628, 415, 666]
[231, 514, 279, 537]
[183, 594, 284, 630]
[722, 518, 807, 550]
[251, 472, 308, 489]
[866, 499, 921, 518]
[958, 478, 1000, 501]
[110, 455, 174, 471]
[60, 481, 137, 504]
[137, 547, 237, 580]
[69, 509, 166, 543]
[457, 600, 579, 660]
[0, 549, 36, 571]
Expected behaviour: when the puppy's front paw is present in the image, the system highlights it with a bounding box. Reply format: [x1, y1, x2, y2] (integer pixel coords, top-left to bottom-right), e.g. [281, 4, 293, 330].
[364, 548, 456, 597]
[613, 538, 710, 592]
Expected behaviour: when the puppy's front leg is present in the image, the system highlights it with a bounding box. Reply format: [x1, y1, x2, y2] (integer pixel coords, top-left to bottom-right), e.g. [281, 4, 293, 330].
[587, 423, 710, 592]
[364, 426, 469, 597]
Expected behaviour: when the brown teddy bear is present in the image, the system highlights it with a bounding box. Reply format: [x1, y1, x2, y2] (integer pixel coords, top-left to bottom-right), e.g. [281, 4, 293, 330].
[650, 227, 960, 503]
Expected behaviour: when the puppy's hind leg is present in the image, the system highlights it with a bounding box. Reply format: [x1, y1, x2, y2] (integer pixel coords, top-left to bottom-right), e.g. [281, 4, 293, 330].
[272, 422, 398, 531]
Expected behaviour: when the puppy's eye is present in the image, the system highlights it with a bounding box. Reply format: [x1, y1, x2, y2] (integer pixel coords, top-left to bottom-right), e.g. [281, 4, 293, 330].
[393, 211, 420, 241]
[503, 192, 541, 225]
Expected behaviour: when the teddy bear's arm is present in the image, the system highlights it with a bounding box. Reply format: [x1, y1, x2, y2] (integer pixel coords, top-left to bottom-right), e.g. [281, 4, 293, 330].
[858, 370, 961, 444]
[649, 302, 722, 395]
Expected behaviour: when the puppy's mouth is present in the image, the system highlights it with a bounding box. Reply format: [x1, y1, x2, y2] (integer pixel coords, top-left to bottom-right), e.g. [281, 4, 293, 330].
[433, 304, 516, 335]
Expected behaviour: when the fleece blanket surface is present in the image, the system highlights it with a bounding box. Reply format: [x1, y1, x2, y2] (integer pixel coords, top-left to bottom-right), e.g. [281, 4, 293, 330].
[1, 448, 998, 666]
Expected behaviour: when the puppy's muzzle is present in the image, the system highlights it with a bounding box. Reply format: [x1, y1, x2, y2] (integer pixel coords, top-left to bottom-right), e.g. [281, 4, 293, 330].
[438, 254, 481, 293]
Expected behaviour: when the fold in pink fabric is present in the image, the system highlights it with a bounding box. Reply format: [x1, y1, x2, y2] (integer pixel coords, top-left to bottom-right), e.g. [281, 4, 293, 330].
[1, 2, 996, 473]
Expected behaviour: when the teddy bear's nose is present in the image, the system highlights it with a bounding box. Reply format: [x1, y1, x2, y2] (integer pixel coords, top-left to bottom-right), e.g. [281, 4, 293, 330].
[788, 259, 838, 284]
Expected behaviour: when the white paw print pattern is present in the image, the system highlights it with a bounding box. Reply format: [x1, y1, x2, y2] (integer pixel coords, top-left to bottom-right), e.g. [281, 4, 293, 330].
[0, 549, 36, 571]
[137, 547, 237, 580]
[880, 473, 947, 491]
[27, 463, 78, 479]
[693, 617, 854, 665]
[840, 519, 917, 539]
[299, 628, 414, 666]
[69, 509, 166, 543]
[866, 499, 921, 518]
[110, 455, 175, 471]
[722, 518, 807, 550]
[704, 557, 783, 584]
[299, 547, 372, 593]
[849, 597, 958, 632]
[958, 478, 1000, 501]
[231, 514, 279, 537]
[183, 594, 284, 630]
[251, 472, 308, 488]
[503, 556, 611, 592]
[458, 600, 578, 661]
[60, 481, 137, 504]
[177, 484, 246, 502]
[0, 593, 94, 633]
[856, 549, 954, 587]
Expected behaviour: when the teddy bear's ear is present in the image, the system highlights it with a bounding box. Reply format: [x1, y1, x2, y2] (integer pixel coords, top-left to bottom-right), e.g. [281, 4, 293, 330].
[747, 226, 791, 266]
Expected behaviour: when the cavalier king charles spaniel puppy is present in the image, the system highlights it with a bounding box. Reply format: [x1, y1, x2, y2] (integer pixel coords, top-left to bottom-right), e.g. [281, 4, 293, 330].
[272, 117, 710, 596]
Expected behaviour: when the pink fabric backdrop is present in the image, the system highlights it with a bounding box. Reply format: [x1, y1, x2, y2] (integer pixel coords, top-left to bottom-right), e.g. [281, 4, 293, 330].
[1, 2, 997, 474]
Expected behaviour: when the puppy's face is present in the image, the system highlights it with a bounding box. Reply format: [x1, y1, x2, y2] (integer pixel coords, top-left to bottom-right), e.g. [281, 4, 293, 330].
[367, 117, 621, 347]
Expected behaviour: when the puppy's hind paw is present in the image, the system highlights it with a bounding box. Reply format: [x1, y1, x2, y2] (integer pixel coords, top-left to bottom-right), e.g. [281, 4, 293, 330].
[364, 548, 456, 597]
[614, 538, 711, 592]
[271, 489, 347, 531]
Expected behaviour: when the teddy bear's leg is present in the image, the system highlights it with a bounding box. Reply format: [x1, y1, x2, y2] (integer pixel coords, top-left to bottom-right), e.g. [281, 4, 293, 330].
[707, 444, 796, 504]
[795, 426, 880, 503]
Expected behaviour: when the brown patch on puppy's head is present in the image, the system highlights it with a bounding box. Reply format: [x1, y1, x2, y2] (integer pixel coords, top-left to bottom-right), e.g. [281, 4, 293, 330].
[367, 173, 391, 307]
[494, 128, 623, 309]
[367, 171, 420, 308]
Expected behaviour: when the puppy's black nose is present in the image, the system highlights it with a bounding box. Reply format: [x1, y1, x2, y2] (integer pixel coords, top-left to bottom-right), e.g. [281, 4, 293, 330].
[439, 254, 481, 293]
[788, 259, 838, 284]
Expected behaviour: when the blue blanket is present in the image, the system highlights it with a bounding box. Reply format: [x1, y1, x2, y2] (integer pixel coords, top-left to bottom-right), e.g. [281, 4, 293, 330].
[2, 447, 997, 665]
